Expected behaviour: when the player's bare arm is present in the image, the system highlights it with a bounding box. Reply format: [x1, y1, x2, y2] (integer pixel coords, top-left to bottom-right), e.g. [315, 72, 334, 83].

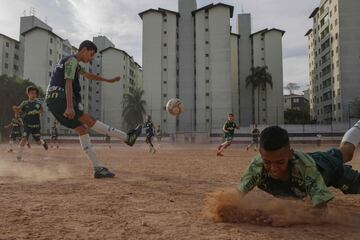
[82, 72, 121, 83]
[64, 79, 75, 119]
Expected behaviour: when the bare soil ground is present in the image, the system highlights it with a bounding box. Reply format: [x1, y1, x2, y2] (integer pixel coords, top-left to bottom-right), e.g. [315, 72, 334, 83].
[1, 142, 360, 240]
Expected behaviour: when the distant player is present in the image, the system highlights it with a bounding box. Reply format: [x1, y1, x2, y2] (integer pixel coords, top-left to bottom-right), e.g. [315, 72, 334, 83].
[237, 122, 360, 217]
[4, 111, 23, 153]
[246, 124, 260, 151]
[217, 113, 240, 156]
[50, 121, 59, 149]
[13, 86, 48, 161]
[144, 115, 156, 154]
[46, 40, 141, 179]
[105, 135, 111, 149]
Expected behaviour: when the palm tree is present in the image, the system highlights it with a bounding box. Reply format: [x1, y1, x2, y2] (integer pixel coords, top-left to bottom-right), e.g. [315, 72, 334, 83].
[122, 87, 146, 129]
[245, 66, 273, 124]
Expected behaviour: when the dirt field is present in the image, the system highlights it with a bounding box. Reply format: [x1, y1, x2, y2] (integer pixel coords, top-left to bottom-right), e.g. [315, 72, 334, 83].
[1, 142, 360, 240]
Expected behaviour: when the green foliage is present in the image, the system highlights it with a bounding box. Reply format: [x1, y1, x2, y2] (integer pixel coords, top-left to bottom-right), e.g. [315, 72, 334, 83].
[0, 74, 44, 139]
[284, 109, 310, 124]
[122, 87, 146, 129]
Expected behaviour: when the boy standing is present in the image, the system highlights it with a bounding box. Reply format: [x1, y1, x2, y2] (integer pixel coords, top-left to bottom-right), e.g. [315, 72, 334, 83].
[217, 113, 240, 156]
[144, 115, 156, 154]
[46, 40, 141, 179]
[238, 122, 360, 213]
[14, 86, 48, 161]
[246, 124, 260, 151]
[4, 111, 23, 153]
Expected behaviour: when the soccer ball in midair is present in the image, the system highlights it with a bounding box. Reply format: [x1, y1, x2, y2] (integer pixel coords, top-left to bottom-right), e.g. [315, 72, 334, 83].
[166, 98, 184, 116]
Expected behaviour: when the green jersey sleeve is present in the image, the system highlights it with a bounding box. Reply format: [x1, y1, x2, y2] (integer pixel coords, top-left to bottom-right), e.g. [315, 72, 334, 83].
[238, 156, 263, 193]
[64, 57, 85, 80]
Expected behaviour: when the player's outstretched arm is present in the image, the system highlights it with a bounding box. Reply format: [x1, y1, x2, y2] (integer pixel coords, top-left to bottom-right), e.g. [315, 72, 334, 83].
[82, 72, 121, 83]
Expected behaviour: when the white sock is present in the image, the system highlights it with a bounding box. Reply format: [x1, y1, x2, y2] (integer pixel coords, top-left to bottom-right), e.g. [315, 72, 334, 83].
[17, 145, 24, 160]
[91, 121, 127, 141]
[9, 140, 14, 150]
[79, 134, 102, 169]
[342, 120, 360, 147]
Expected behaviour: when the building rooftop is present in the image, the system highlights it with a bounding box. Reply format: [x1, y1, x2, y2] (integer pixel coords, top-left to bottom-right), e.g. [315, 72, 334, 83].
[191, 3, 234, 18]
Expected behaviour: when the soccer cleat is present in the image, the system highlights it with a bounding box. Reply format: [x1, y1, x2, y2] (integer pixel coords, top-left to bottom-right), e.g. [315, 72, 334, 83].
[246, 146, 249, 151]
[8, 149, 13, 153]
[26, 143, 31, 149]
[217, 151, 224, 157]
[94, 167, 115, 179]
[125, 125, 142, 146]
[43, 141, 48, 150]
[16, 156, 22, 161]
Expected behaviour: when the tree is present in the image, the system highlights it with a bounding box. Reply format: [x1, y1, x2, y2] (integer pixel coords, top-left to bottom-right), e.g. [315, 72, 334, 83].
[284, 82, 300, 95]
[0, 74, 44, 139]
[246, 66, 273, 124]
[122, 87, 146, 129]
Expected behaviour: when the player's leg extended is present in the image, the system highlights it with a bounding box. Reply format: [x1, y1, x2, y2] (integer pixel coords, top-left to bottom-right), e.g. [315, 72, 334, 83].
[75, 125, 114, 178]
[340, 120, 360, 163]
[79, 114, 141, 146]
[32, 128, 48, 150]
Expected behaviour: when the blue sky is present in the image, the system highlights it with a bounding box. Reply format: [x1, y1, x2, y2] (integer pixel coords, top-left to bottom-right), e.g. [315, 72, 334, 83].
[0, 0, 319, 92]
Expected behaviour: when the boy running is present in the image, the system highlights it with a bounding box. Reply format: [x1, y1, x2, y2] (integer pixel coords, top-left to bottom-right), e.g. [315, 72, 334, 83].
[217, 113, 240, 156]
[4, 111, 23, 153]
[144, 115, 156, 154]
[238, 122, 360, 214]
[14, 86, 48, 161]
[246, 124, 260, 151]
[45, 40, 141, 179]
[50, 121, 59, 149]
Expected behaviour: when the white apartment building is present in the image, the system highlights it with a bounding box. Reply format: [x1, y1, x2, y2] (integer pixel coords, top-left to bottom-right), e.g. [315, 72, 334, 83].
[100, 47, 143, 130]
[0, 34, 20, 77]
[140, 1, 285, 135]
[251, 28, 285, 125]
[306, 0, 360, 123]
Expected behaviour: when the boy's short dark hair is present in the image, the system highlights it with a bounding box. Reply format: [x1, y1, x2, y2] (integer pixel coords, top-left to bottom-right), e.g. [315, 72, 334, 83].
[260, 126, 289, 151]
[26, 85, 39, 95]
[79, 40, 97, 53]
[228, 113, 234, 116]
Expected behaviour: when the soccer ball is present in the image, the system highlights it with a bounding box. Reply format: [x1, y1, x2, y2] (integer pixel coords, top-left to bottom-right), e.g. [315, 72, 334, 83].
[166, 98, 184, 116]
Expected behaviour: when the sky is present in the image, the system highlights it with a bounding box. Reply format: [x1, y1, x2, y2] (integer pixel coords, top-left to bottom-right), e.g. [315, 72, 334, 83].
[0, 0, 319, 93]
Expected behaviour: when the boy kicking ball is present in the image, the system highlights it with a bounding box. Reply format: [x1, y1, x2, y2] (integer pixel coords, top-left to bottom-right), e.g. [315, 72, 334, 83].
[46, 40, 142, 179]
[217, 113, 240, 156]
[237, 122, 360, 219]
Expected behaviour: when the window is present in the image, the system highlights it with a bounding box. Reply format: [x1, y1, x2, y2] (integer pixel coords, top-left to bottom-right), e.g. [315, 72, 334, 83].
[205, 28, 209, 32]
[5, 52, 8, 58]
[49, 72, 52, 77]
[206, 80, 209, 83]
[206, 119, 210, 123]
[14, 65, 18, 71]
[5, 63, 8, 69]
[205, 41, 209, 44]
[15, 43, 19, 49]
[163, 68, 167, 72]
[163, 56, 167, 59]
[163, 94, 167, 97]
[49, 49, 52, 55]
[205, 66, 209, 70]
[14, 54, 19, 60]
[205, 54, 209, 57]
[163, 43, 167, 47]
[335, 19, 338, 26]
[335, 33, 338, 39]
[205, 15, 208, 19]
[205, 93, 209, 96]
[163, 18, 167, 22]
[163, 119, 167, 123]
[164, 31, 167, 34]
[49, 60, 52, 66]
[337, 88, 341, 96]
[50, 38, 53, 43]
[5, 42, 9, 47]
[206, 106, 210, 109]
[338, 103, 341, 109]
[163, 81, 167, 84]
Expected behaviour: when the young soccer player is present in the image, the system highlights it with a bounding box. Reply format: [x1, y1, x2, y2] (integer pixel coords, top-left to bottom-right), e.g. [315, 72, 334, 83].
[14, 86, 48, 161]
[144, 115, 156, 154]
[50, 121, 59, 149]
[246, 124, 260, 151]
[46, 40, 141, 179]
[238, 122, 360, 213]
[217, 113, 240, 156]
[4, 111, 23, 153]
[105, 135, 111, 149]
